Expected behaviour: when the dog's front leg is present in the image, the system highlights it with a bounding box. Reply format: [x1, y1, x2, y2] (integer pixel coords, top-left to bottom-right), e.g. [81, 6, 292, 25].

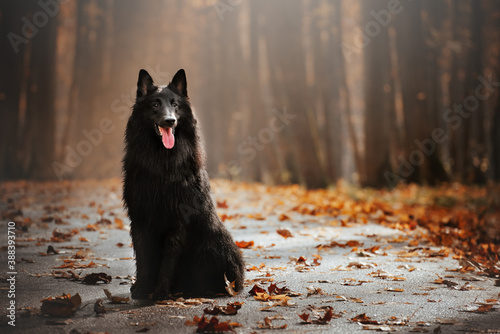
[152, 229, 186, 300]
[131, 230, 161, 299]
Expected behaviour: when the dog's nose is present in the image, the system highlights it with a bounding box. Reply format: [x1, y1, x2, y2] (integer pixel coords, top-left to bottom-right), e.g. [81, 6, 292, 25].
[164, 118, 176, 127]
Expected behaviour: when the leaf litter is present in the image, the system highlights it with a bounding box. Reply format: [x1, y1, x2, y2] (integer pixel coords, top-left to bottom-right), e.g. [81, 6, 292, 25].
[185, 315, 241, 333]
[3, 179, 499, 332]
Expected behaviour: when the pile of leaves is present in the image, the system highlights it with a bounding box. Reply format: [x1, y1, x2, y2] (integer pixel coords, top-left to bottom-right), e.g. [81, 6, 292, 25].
[242, 181, 500, 276]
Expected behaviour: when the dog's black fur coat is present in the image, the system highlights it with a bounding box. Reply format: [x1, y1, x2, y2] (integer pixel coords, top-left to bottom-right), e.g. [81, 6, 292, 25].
[123, 69, 244, 300]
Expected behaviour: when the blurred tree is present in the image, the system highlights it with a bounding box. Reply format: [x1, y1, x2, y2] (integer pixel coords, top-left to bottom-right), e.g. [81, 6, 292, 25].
[361, 0, 395, 187]
[0, 0, 57, 180]
[1, 0, 499, 187]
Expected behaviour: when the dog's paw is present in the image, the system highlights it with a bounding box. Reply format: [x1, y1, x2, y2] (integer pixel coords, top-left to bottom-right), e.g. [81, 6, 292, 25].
[131, 282, 153, 299]
[152, 286, 171, 301]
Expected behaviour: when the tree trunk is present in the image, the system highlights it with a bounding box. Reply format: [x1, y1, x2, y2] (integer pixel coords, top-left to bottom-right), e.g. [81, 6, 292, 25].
[261, 0, 326, 188]
[362, 0, 395, 187]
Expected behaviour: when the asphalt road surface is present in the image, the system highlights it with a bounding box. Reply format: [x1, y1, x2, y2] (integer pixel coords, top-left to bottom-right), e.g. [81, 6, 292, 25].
[0, 179, 499, 333]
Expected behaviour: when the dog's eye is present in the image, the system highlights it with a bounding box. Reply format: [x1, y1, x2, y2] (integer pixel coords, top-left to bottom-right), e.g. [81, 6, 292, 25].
[171, 100, 178, 108]
[152, 102, 159, 109]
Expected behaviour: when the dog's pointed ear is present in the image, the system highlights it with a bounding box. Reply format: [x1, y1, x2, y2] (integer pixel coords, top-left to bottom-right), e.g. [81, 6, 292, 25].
[169, 69, 187, 97]
[137, 69, 157, 98]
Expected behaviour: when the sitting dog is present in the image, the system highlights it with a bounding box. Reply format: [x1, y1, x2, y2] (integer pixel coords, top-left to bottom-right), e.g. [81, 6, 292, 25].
[122, 69, 245, 300]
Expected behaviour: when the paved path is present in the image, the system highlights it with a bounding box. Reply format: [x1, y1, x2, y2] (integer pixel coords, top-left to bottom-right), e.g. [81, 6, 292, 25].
[0, 179, 499, 333]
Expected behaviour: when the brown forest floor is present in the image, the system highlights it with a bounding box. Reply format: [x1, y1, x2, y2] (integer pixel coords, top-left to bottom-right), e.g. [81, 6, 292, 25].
[0, 179, 499, 333]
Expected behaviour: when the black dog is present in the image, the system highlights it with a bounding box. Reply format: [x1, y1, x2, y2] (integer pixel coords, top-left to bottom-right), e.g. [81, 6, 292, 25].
[122, 69, 244, 300]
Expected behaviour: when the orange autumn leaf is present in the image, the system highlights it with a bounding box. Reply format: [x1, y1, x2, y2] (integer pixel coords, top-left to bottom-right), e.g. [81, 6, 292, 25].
[351, 313, 380, 325]
[247, 213, 266, 220]
[278, 213, 290, 221]
[86, 224, 98, 231]
[276, 229, 293, 238]
[248, 284, 266, 296]
[346, 240, 362, 247]
[184, 315, 239, 332]
[235, 240, 254, 248]
[216, 200, 229, 209]
[114, 217, 124, 229]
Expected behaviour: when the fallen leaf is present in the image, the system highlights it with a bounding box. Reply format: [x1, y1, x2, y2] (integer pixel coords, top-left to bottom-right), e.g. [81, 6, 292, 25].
[362, 324, 395, 331]
[349, 297, 364, 303]
[278, 214, 290, 221]
[41, 293, 81, 317]
[351, 313, 380, 325]
[348, 261, 376, 269]
[434, 278, 458, 288]
[96, 218, 112, 226]
[104, 289, 129, 304]
[53, 260, 100, 269]
[341, 278, 372, 286]
[114, 217, 125, 229]
[317, 240, 363, 249]
[247, 213, 266, 220]
[82, 272, 112, 284]
[217, 200, 229, 209]
[224, 274, 238, 296]
[235, 240, 254, 248]
[258, 316, 287, 329]
[73, 249, 88, 259]
[185, 315, 238, 332]
[249, 284, 266, 296]
[268, 282, 291, 295]
[392, 276, 407, 281]
[276, 229, 293, 238]
[94, 299, 106, 316]
[484, 299, 498, 304]
[465, 304, 494, 313]
[219, 214, 239, 222]
[204, 302, 243, 315]
[299, 306, 338, 324]
[298, 312, 310, 323]
[51, 229, 79, 242]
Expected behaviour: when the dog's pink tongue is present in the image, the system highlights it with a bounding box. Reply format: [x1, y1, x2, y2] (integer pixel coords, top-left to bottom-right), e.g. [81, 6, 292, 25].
[160, 127, 175, 149]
